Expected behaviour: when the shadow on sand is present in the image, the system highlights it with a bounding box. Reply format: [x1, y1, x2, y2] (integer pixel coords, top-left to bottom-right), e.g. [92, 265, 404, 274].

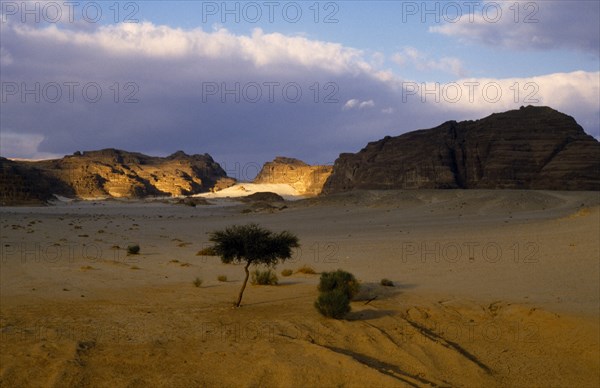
[345, 309, 397, 321]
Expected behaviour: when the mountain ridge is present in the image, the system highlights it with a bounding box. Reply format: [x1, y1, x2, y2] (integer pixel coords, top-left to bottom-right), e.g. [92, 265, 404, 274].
[0, 149, 235, 205]
[2, 106, 598, 205]
[322, 106, 600, 193]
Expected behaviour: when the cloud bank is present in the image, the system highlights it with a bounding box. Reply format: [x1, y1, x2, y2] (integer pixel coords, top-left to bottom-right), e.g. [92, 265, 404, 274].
[1, 16, 598, 179]
[430, 0, 600, 54]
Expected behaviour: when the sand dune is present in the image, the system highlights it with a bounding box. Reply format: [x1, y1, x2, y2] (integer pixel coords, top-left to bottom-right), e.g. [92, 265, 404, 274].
[1, 190, 598, 387]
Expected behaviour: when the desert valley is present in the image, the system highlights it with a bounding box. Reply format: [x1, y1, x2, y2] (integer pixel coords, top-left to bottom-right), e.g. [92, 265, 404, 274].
[1, 106, 599, 387]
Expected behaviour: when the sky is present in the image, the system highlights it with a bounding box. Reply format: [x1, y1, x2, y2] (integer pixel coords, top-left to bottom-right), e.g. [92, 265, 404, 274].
[1, 0, 599, 180]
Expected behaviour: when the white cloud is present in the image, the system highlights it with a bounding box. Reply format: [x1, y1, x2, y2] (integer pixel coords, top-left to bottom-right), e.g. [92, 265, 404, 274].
[392, 47, 466, 77]
[343, 99, 375, 111]
[343, 99, 359, 110]
[391, 52, 405, 66]
[423, 71, 599, 115]
[10, 22, 373, 75]
[0, 132, 62, 160]
[0, 46, 13, 65]
[370, 51, 385, 68]
[359, 100, 375, 109]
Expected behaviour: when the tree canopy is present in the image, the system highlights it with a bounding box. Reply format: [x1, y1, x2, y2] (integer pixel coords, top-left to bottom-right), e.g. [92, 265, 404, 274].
[209, 223, 299, 307]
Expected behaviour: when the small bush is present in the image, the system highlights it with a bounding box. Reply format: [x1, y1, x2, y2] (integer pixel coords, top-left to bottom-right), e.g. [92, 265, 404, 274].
[314, 290, 350, 319]
[217, 275, 227, 282]
[318, 270, 360, 299]
[281, 269, 293, 277]
[193, 277, 203, 287]
[296, 265, 317, 274]
[315, 269, 360, 319]
[380, 278, 394, 287]
[127, 244, 140, 255]
[251, 269, 278, 285]
[196, 246, 217, 256]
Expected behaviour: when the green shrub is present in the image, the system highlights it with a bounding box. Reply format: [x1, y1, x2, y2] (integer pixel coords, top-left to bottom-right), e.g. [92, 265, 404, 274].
[251, 269, 278, 285]
[281, 269, 293, 277]
[193, 277, 203, 287]
[314, 290, 350, 319]
[217, 275, 227, 282]
[318, 270, 360, 299]
[380, 278, 394, 287]
[315, 269, 360, 319]
[127, 244, 140, 255]
[196, 246, 217, 256]
[296, 264, 317, 274]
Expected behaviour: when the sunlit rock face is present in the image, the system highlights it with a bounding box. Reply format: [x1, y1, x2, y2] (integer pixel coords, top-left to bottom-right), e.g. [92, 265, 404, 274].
[323, 106, 600, 193]
[253, 157, 333, 196]
[0, 149, 235, 204]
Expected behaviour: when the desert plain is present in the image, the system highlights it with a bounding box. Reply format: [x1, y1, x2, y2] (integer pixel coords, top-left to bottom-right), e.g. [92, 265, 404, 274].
[1, 189, 599, 387]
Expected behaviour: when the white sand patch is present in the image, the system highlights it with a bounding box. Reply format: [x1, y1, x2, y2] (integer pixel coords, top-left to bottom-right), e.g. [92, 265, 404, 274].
[196, 183, 304, 200]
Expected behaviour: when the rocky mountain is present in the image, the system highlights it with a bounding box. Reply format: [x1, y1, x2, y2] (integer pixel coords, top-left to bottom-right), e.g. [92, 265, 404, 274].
[253, 157, 333, 195]
[0, 157, 73, 205]
[0, 149, 235, 204]
[323, 106, 600, 193]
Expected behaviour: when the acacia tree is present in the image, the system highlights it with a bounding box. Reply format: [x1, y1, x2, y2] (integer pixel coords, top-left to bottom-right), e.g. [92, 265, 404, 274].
[209, 223, 299, 307]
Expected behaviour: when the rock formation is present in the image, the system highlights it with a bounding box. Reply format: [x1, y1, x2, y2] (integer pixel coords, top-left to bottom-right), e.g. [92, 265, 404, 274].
[323, 106, 600, 193]
[0, 157, 73, 205]
[253, 157, 333, 195]
[0, 149, 235, 204]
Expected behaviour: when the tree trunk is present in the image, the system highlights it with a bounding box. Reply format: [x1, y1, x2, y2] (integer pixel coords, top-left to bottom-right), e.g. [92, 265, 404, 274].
[235, 262, 251, 307]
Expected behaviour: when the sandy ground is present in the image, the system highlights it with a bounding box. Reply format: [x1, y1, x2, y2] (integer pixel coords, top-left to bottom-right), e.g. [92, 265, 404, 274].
[1, 189, 599, 387]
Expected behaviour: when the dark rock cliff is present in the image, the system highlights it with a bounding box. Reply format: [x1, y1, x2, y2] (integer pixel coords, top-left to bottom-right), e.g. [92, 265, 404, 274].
[323, 106, 600, 193]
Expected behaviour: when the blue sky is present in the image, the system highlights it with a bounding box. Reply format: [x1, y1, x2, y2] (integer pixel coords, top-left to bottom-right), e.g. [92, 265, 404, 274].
[1, 1, 599, 177]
